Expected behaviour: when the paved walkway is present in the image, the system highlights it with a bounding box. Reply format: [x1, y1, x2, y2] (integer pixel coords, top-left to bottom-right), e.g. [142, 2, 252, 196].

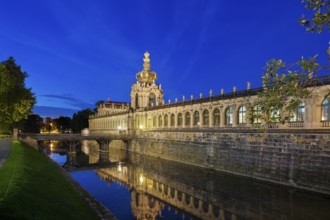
[0, 138, 12, 168]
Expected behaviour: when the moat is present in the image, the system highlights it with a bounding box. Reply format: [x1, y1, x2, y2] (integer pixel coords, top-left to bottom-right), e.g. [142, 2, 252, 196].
[46, 141, 330, 220]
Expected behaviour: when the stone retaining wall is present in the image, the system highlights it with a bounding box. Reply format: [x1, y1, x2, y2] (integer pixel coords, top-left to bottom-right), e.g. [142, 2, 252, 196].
[130, 130, 330, 194]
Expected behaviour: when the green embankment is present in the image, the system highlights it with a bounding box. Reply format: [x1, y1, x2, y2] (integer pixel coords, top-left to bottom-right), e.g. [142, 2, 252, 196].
[0, 140, 100, 220]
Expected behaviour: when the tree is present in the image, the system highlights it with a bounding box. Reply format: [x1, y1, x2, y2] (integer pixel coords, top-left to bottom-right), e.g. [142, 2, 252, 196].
[0, 57, 36, 132]
[94, 100, 104, 112]
[299, 0, 330, 33]
[43, 117, 53, 133]
[53, 116, 72, 133]
[20, 114, 43, 133]
[254, 1, 329, 128]
[71, 109, 94, 133]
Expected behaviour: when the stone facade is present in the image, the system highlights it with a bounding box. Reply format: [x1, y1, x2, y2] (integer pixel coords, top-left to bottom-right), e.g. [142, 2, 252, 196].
[89, 52, 330, 133]
[88, 52, 330, 194]
[130, 130, 330, 194]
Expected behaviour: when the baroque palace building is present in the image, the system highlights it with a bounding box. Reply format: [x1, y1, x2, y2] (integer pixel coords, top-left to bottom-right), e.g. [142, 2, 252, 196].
[89, 52, 330, 134]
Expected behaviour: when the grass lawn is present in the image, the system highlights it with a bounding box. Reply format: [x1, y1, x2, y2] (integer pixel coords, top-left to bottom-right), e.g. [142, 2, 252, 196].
[0, 134, 10, 138]
[0, 140, 100, 220]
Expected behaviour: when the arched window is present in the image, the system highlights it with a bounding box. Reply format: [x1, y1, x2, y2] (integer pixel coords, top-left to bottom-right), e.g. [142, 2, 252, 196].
[170, 114, 175, 127]
[270, 109, 280, 123]
[193, 111, 200, 126]
[149, 93, 156, 107]
[164, 114, 168, 127]
[185, 112, 191, 127]
[135, 93, 139, 109]
[153, 116, 157, 127]
[158, 115, 162, 127]
[238, 106, 246, 124]
[177, 113, 183, 127]
[213, 108, 220, 125]
[290, 102, 305, 122]
[253, 105, 262, 124]
[225, 107, 233, 125]
[203, 110, 209, 125]
[322, 96, 330, 121]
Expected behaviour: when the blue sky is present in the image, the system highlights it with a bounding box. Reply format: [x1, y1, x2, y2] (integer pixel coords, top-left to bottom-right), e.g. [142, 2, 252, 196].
[0, 0, 328, 117]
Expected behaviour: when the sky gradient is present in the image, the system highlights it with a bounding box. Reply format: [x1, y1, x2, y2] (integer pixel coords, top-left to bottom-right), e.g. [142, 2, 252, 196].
[0, 0, 329, 117]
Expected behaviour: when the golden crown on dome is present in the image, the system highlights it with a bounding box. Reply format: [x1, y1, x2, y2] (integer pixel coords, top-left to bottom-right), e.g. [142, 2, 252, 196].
[136, 51, 157, 83]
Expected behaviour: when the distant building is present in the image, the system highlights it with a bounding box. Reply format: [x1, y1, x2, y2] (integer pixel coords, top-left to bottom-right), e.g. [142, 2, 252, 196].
[89, 52, 330, 134]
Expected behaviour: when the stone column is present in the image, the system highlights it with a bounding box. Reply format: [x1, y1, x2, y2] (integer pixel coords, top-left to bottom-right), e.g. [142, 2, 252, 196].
[246, 105, 252, 127]
[199, 110, 202, 129]
[220, 107, 225, 127]
[174, 113, 178, 129]
[232, 105, 237, 127]
[13, 128, 18, 139]
[209, 108, 213, 128]
[304, 96, 317, 128]
[182, 112, 186, 128]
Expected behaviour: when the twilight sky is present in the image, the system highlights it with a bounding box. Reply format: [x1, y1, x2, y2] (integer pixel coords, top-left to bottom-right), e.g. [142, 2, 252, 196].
[0, 0, 328, 118]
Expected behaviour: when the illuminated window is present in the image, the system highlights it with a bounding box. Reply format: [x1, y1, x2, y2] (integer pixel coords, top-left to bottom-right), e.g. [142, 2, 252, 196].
[253, 105, 262, 124]
[270, 109, 280, 122]
[238, 106, 246, 124]
[322, 96, 330, 121]
[193, 111, 200, 126]
[135, 93, 139, 109]
[225, 107, 233, 125]
[290, 102, 305, 122]
[213, 108, 220, 125]
[203, 110, 209, 125]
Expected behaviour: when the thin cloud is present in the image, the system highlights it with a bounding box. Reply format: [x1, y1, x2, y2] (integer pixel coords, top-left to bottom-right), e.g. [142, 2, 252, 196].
[41, 94, 93, 109]
[33, 105, 78, 118]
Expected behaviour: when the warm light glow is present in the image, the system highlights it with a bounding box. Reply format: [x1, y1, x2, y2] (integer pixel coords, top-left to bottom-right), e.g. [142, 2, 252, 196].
[139, 175, 144, 184]
[117, 164, 122, 172]
[50, 143, 53, 148]
[118, 126, 122, 130]
[139, 125, 144, 129]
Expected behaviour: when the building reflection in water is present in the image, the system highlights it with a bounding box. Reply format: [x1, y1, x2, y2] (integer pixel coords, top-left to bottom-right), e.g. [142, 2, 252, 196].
[62, 141, 330, 220]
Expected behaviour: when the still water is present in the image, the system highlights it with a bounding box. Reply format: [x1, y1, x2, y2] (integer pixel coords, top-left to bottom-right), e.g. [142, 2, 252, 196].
[47, 142, 330, 220]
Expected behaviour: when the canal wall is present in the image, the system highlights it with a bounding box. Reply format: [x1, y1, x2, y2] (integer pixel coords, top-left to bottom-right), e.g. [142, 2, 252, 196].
[128, 129, 330, 195]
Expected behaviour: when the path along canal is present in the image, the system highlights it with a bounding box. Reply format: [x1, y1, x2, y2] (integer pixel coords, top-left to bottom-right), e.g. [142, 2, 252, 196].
[46, 141, 330, 220]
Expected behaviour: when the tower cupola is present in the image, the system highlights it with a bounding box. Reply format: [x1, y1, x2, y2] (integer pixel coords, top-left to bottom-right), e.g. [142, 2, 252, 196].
[130, 52, 164, 110]
[136, 52, 157, 84]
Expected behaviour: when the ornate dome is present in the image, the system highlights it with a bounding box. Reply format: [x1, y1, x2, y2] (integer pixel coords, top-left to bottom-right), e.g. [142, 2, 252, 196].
[136, 52, 157, 83]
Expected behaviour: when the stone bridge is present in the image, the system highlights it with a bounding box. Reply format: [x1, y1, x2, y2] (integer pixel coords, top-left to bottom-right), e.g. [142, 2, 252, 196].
[18, 133, 133, 142]
[18, 133, 133, 165]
